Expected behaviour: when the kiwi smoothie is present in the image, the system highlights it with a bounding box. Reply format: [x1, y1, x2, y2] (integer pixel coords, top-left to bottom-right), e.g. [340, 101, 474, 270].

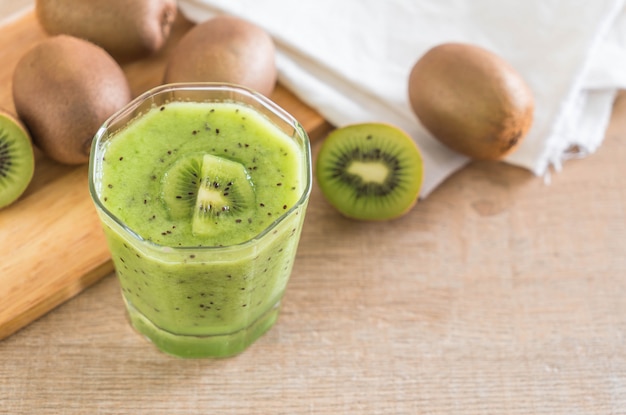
[89, 84, 311, 358]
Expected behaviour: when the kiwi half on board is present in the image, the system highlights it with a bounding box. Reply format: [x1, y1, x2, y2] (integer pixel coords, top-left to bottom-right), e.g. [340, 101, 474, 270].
[315, 123, 423, 221]
[0, 109, 35, 209]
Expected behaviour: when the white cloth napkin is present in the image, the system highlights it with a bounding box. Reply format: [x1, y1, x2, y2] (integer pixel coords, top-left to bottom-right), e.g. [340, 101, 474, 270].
[178, 0, 626, 197]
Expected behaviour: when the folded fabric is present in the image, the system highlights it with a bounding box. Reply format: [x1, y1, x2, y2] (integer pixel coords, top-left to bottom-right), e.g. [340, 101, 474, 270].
[178, 0, 626, 196]
[0, 3, 33, 25]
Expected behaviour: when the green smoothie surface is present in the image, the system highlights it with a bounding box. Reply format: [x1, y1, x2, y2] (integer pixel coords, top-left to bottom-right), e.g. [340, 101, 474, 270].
[99, 101, 305, 247]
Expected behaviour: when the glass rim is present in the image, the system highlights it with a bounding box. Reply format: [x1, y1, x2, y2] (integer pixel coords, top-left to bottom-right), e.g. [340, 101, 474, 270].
[88, 82, 312, 254]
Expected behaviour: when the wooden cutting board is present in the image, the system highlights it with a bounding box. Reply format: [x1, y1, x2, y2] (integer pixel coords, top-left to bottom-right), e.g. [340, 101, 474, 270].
[0, 10, 332, 340]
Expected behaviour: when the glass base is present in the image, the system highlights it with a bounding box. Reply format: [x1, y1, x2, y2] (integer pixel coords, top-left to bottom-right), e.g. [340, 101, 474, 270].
[125, 299, 280, 358]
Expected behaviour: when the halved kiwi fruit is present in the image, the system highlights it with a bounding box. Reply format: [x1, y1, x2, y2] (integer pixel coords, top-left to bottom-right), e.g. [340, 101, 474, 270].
[0, 109, 35, 209]
[315, 123, 424, 221]
[161, 152, 255, 236]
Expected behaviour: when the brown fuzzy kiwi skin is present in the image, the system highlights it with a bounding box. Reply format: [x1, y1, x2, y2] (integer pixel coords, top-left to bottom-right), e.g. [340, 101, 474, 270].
[164, 15, 277, 97]
[12, 35, 132, 165]
[408, 42, 534, 161]
[35, 0, 177, 61]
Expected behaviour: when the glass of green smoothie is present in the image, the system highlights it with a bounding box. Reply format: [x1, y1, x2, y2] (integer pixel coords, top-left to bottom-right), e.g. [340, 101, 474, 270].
[88, 83, 312, 358]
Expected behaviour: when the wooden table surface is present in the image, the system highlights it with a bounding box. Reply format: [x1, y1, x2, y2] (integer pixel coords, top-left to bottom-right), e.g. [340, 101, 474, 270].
[2, 3, 626, 414]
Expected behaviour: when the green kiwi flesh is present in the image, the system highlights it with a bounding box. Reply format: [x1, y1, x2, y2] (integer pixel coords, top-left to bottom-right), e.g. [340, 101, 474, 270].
[161, 152, 255, 236]
[315, 123, 423, 221]
[0, 110, 35, 209]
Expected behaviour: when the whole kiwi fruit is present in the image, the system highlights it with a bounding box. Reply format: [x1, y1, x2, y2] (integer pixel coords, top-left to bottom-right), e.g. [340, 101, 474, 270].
[0, 109, 35, 209]
[12, 35, 132, 165]
[408, 42, 534, 160]
[35, 0, 177, 60]
[164, 15, 277, 97]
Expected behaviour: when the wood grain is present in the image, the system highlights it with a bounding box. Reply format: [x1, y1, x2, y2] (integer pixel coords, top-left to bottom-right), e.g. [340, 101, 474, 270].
[2, 5, 626, 415]
[0, 11, 331, 340]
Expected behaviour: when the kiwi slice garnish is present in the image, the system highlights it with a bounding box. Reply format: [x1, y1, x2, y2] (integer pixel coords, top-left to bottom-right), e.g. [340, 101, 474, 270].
[0, 110, 35, 209]
[315, 123, 424, 221]
[161, 152, 255, 235]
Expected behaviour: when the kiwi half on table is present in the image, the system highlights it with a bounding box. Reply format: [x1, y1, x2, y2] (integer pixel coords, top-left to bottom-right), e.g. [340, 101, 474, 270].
[0, 109, 35, 209]
[315, 123, 424, 221]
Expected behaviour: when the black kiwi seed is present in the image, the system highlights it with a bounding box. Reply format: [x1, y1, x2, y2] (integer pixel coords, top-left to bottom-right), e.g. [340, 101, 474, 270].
[331, 147, 401, 198]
